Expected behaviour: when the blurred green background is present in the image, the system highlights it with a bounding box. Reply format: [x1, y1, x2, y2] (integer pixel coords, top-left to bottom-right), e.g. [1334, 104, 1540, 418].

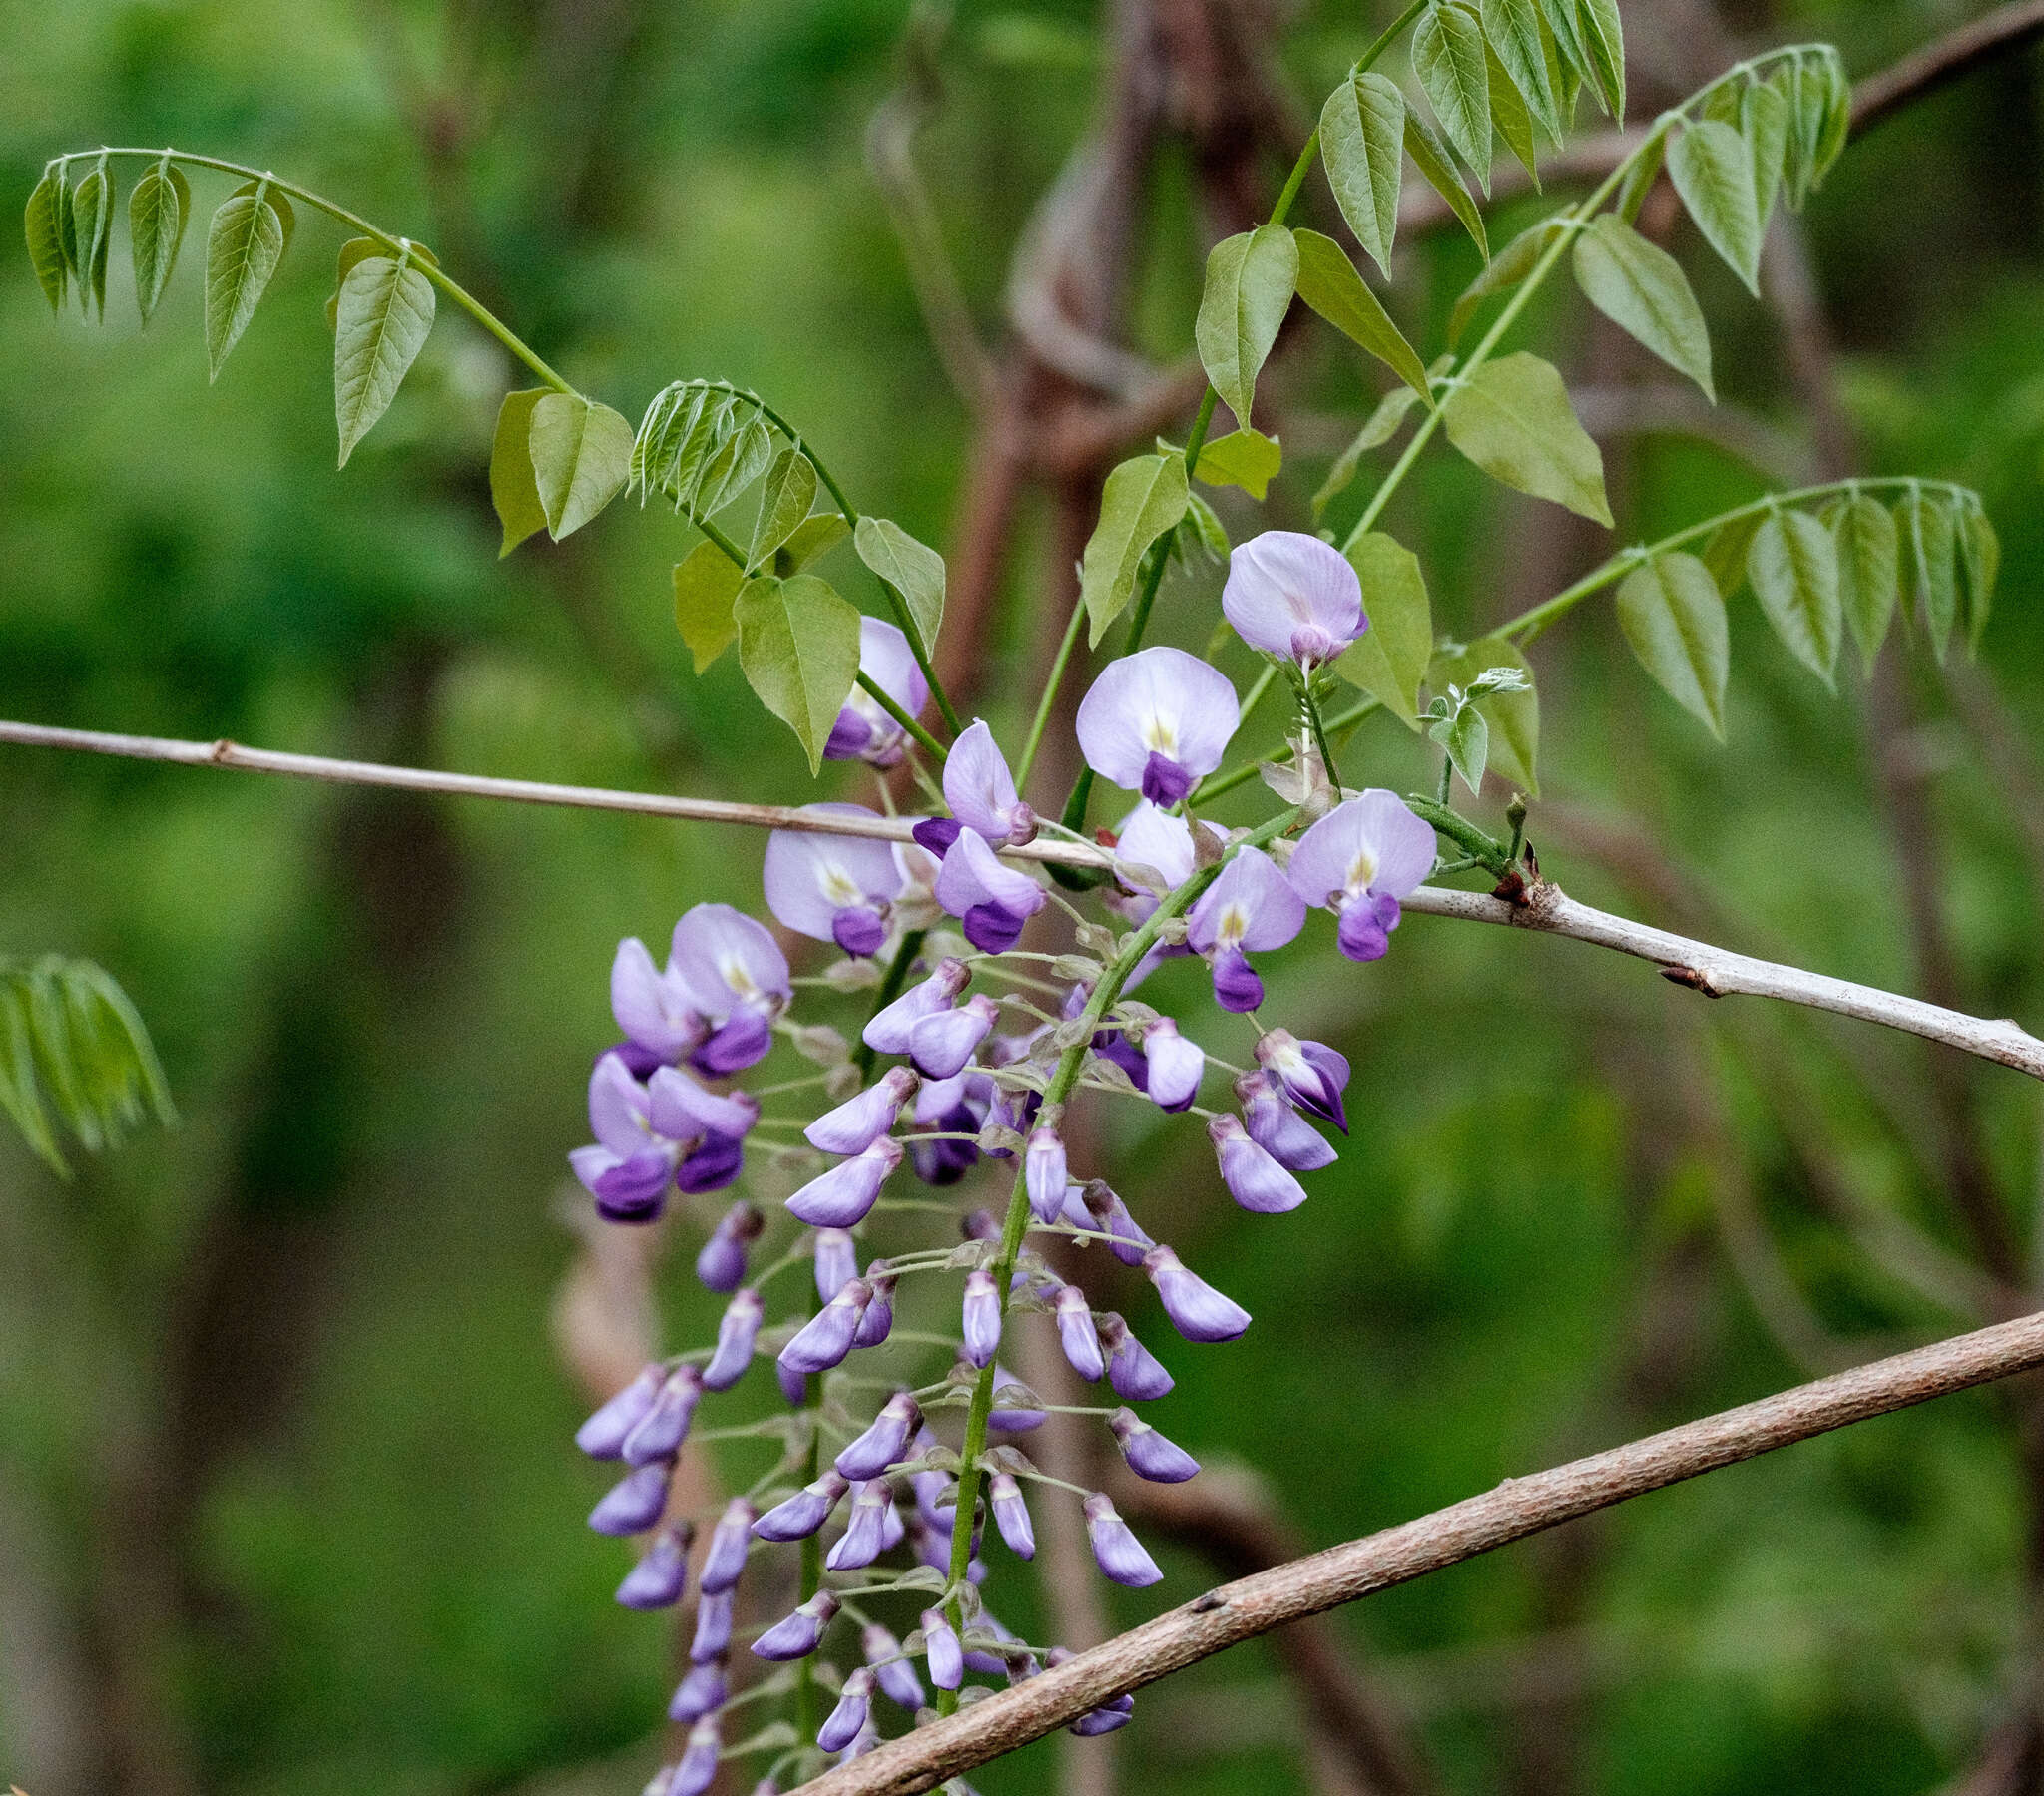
[6, 0, 2044, 1792]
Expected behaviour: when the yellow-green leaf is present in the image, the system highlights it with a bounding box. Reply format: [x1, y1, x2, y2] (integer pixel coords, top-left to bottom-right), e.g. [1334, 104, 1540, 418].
[1414, 2, 1493, 183]
[1450, 215, 1563, 344]
[853, 516, 946, 656]
[1192, 428, 1282, 501]
[128, 159, 191, 326]
[333, 250, 436, 467]
[1898, 488, 1958, 662]
[776, 513, 852, 574]
[70, 156, 113, 319]
[529, 393, 635, 541]
[1747, 507, 1840, 685]
[1570, 213, 1713, 399]
[750, 449, 818, 572]
[1576, 0, 1625, 119]
[1830, 492, 1898, 672]
[735, 573, 862, 773]
[1487, 39, 1542, 185]
[1404, 108, 1488, 259]
[1958, 499, 1999, 654]
[1195, 224, 1297, 428]
[1081, 452, 1189, 646]
[489, 389, 549, 558]
[205, 180, 293, 381]
[1668, 119, 1760, 294]
[1431, 636, 1539, 791]
[24, 168, 67, 313]
[1442, 352, 1611, 524]
[1482, 0, 1562, 143]
[1318, 71, 1406, 279]
[1336, 532, 1433, 727]
[1616, 551, 1728, 736]
[1290, 227, 1431, 400]
[674, 541, 746, 674]
[1742, 77, 1790, 233]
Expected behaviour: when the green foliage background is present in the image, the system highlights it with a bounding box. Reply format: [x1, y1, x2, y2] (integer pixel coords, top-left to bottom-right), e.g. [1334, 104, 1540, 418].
[4, 1, 2044, 1792]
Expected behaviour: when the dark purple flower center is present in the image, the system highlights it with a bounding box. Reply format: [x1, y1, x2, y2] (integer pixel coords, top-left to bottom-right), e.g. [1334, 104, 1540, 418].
[1211, 946, 1264, 1013]
[824, 707, 874, 761]
[593, 1149, 674, 1222]
[832, 905, 887, 956]
[1335, 891, 1400, 962]
[962, 902, 1026, 953]
[691, 1008, 772, 1076]
[1140, 750, 1194, 806]
[912, 816, 963, 856]
[677, 1131, 746, 1193]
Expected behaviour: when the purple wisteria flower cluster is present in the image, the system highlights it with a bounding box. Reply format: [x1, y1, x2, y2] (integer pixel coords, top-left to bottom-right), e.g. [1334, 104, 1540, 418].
[563, 533, 1439, 1791]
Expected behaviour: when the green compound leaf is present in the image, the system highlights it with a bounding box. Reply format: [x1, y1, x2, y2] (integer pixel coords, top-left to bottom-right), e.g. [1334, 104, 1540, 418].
[750, 448, 818, 572]
[1442, 352, 1611, 525]
[333, 249, 436, 467]
[853, 516, 947, 657]
[489, 389, 549, 558]
[674, 540, 746, 674]
[1898, 486, 1958, 661]
[1291, 227, 1431, 400]
[1576, 0, 1626, 119]
[1318, 70, 1406, 279]
[1742, 77, 1790, 234]
[1195, 224, 1297, 429]
[1431, 636, 1539, 792]
[1829, 492, 1899, 672]
[1488, 40, 1543, 185]
[1414, 2, 1494, 184]
[735, 572, 862, 773]
[1336, 531, 1433, 727]
[1702, 508, 1764, 597]
[205, 180, 293, 381]
[1192, 428, 1282, 501]
[1482, 0, 1561, 144]
[24, 167, 68, 313]
[1747, 506, 1840, 685]
[1616, 551, 1728, 737]
[1570, 213, 1714, 399]
[1405, 108, 1489, 260]
[529, 392, 635, 541]
[70, 155, 113, 320]
[128, 159, 192, 326]
[1081, 451, 1189, 647]
[1668, 118, 1761, 295]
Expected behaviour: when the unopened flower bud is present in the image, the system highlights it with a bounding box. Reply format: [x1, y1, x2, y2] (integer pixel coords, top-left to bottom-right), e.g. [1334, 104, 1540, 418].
[621, 1365, 706, 1465]
[1239, 1071, 1337, 1170]
[777, 1279, 872, 1374]
[805, 1066, 917, 1154]
[1108, 1406, 1200, 1482]
[667, 1658, 727, 1722]
[1143, 1245, 1251, 1342]
[909, 994, 999, 1079]
[576, 1363, 664, 1460]
[1098, 1311, 1176, 1401]
[1024, 1125, 1068, 1223]
[671, 1717, 721, 1796]
[699, 1498, 755, 1593]
[825, 1481, 897, 1571]
[1142, 1018, 1204, 1112]
[961, 1268, 1001, 1367]
[690, 1586, 734, 1662]
[988, 1472, 1035, 1559]
[921, 1607, 964, 1689]
[785, 1139, 902, 1228]
[1055, 1284, 1105, 1381]
[853, 1270, 896, 1347]
[703, 1290, 764, 1391]
[616, 1523, 694, 1609]
[588, 1462, 671, 1537]
[752, 1589, 839, 1660]
[861, 958, 969, 1055]
[1208, 1113, 1308, 1213]
[813, 1228, 859, 1303]
[1083, 1492, 1163, 1586]
[753, 1472, 849, 1542]
[816, 1666, 873, 1752]
[862, 1622, 926, 1711]
[696, 1200, 766, 1292]
[836, 1390, 921, 1480]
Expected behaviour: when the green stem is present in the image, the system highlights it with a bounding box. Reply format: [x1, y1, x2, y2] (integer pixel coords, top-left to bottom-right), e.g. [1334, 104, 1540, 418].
[74, 148, 575, 393]
[1402, 795, 1512, 874]
[1495, 476, 1975, 645]
[1016, 594, 1087, 795]
[1301, 679, 1342, 791]
[932, 808, 1301, 1712]
[1192, 696, 1380, 805]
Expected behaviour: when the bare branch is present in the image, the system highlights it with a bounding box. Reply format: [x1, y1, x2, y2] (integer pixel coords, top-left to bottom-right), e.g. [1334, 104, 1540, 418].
[801, 1310, 2044, 1796]
[8, 717, 2044, 1082]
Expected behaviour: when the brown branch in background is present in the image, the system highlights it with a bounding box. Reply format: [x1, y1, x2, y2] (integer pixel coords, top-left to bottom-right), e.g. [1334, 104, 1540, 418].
[804, 1310, 2044, 1795]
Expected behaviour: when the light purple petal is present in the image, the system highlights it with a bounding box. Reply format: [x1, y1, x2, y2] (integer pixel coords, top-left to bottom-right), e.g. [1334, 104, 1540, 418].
[588, 1052, 655, 1158]
[805, 1066, 916, 1154]
[1287, 790, 1437, 911]
[670, 902, 790, 1020]
[1187, 848, 1306, 954]
[610, 937, 702, 1060]
[862, 958, 969, 1055]
[763, 805, 904, 942]
[785, 1141, 901, 1228]
[1222, 530, 1365, 663]
[1110, 1407, 1201, 1482]
[648, 1065, 758, 1143]
[1143, 1020, 1204, 1111]
[1076, 647, 1240, 793]
[909, 994, 998, 1080]
[943, 719, 1028, 844]
[1082, 1492, 1163, 1586]
[934, 828, 1046, 924]
[1210, 1114, 1307, 1212]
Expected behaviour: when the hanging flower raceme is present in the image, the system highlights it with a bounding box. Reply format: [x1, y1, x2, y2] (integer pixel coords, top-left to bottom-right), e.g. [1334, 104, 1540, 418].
[764, 806, 905, 957]
[1286, 789, 1437, 962]
[1186, 846, 1305, 1012]
[1076, 646, 1240, 806]
[826, 618, 930, 767]
[1222, 529, 1368, 668]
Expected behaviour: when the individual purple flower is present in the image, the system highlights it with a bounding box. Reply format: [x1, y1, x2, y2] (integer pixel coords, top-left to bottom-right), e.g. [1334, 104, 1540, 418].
[961, 1268, 1001, 1367]
[671, 1718, 721, 1796]
[1098, 1312, 1175, 1400]
[1187, 847, 1306, 1013]
[699, 1498, 755, 1594]
[569, 1053, 679, 1223]
[817, 1666, 874, 1753]
[988, 1472, 1035, 1559]
[827, 618, 930, 767]
[1143, 1245, 1251, 1342]
[913, 719, 1036, 854]
[668, 904, 790, 1075]
[589, 1462, 671, 1536]
[785, 1140, 902, 1228]
[1055, 1284, 1105, 1381]
[697, 1200, 765, 1291]
[910, 993, 1000, 1079]
[1083, 1492, 1163, 1586]
[1063, 1179, 1153, 1267]
[863, 1623, 926, 1711]
[754, 1471, 850, 1542]
[776, 1357, 807, 1406]
[1286, 789, 1437, 963]
[1076, 646, 1241, 805]
[814, 1229, 859, 1304]
[753, 1589, 840, 1660]
[1223, 529, 1367, 666]
[855, 1269, 896, 1347]
[668, 1658, 728, 1722]
[1208, 1113, 1307, 1213]
[933, 829, 1047, 954]
[778, 1280, 872, 1375]
[764, 806, 906, 957]
[921, 1607, 964, 1690]
[576, 1363, 664, 1459]
[1141, 1019, 1204, 1112]
[1024, 1125, 1068, 1224]
[1253, 1030, 1349, 1131]
[616, 1523, 693, 1608]
[703, 1290, 764, 1391]
[862, 958, 970, 1055]
[836, 1390, 921, 1480]
[806, 1066, 917, 1153]
[621, 1366, 706, 1465]
[1109, 1407, 1201, 1482]
[610, 936, 704, 1064]
[690, 1587, 735, 1662]
[1238, 1072, 1337, 1171]
[825, 1481, 897, 1570]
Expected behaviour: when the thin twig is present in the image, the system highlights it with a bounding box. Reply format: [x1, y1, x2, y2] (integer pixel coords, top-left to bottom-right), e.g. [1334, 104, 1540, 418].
[801, 1309, 2044, 1795]
[7, 717, 2043, 1081]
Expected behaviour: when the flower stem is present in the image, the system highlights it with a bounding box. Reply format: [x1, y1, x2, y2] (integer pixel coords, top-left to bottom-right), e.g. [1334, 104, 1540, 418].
[1016, 592, 1087, 796]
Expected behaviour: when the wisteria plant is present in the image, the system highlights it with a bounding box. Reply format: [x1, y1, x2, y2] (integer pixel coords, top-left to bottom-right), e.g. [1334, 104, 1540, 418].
[21, 0, 2014, 1790]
